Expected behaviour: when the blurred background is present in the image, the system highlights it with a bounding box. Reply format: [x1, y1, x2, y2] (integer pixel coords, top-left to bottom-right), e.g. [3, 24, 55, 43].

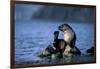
[15, 4, 95, 22]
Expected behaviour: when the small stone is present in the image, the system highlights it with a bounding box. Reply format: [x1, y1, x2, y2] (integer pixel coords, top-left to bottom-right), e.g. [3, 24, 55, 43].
[86, 47, 94, 55]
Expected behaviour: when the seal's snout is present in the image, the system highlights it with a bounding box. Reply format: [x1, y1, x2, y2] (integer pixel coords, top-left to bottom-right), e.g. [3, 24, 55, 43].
[58, 24, 67, 32]
[58, 24, 71, 32]
[58, 25, 63, 31]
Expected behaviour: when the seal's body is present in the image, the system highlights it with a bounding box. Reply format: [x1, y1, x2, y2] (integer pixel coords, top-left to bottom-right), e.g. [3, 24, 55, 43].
[58, 24, 76, 48]
[58, 24, 81, 56]
[53, 31, 67, 58]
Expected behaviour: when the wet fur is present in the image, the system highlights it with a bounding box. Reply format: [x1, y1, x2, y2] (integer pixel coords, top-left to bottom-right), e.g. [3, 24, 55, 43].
[58, 24, 81, 55]
[53, 31, 67, 57]
[58, 24, 76, 48]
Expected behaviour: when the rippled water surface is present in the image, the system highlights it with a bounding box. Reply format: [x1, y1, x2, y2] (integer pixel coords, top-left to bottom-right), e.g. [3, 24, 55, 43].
[15, 20, 95, 65]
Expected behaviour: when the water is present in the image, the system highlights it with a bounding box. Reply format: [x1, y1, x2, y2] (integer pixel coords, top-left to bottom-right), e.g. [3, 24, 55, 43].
[14, 19, 95, 65]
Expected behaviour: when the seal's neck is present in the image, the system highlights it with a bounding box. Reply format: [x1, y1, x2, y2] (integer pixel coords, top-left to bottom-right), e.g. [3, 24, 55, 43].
[63, 30, 71, 43]
[64, 30, 68, 34]
[54, 33, 59, 42]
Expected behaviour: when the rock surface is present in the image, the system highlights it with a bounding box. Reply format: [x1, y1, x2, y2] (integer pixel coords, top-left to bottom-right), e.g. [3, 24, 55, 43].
[38, 45, 56, 58]
[38, 44, 81, 58]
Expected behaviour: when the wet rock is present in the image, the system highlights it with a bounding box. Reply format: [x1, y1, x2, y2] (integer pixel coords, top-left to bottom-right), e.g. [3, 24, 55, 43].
[70, 46, 81, 55]
[63, 45, 81, 57]
[38, 45, 56, 58]
[51, 52, 62, 59]
[38, 44, 81, 58]
[86, 47, 94, 55]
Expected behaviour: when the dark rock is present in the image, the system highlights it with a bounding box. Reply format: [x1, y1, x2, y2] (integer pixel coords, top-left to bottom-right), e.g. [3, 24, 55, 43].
[51, 52, 63, 59]
[38, 45, 56, 58]
[38, 44, 81, 58]
[63, 45, 81, 57]
[70, 46, 81, 55]
[86, 47, 94, 55]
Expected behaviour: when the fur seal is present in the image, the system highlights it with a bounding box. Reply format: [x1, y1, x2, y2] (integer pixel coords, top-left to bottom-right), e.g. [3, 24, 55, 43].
[58, 24, 81, 55]
[53, 31, 67, 58]
[58, 24, 76, 47]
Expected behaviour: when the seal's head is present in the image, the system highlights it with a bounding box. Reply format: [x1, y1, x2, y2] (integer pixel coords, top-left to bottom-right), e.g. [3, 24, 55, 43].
[54, 31, 59, 42]
[54, 31, 59, 37]
[58, 24, 72, 32]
